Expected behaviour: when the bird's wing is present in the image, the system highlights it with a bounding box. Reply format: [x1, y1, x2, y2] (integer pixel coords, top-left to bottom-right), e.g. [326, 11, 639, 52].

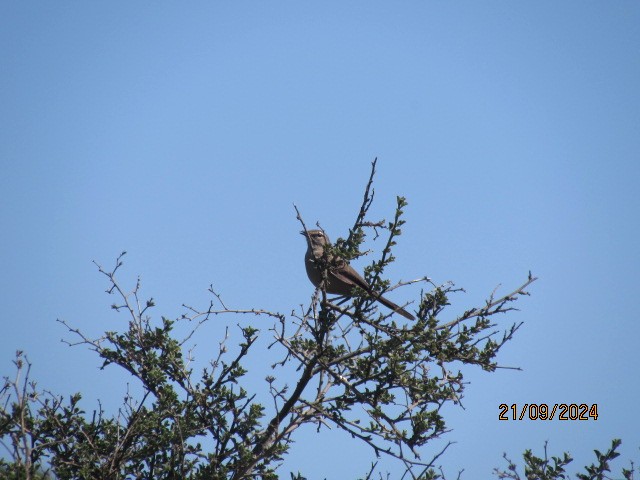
[329, 260, 372, 292]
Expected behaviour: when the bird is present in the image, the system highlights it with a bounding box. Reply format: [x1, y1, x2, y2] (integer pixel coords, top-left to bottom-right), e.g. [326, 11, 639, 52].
[301, 229, 415, 320]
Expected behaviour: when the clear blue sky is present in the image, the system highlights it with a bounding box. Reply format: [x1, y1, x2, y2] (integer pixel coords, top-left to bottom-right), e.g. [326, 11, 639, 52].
[1, 2, 638, 478]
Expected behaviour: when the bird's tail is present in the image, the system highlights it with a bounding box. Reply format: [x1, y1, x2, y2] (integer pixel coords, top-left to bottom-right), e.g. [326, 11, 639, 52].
[375, 294, 415, 321]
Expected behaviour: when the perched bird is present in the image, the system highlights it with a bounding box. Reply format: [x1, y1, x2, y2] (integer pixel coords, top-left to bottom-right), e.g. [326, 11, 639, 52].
[301, 229, 415, 320]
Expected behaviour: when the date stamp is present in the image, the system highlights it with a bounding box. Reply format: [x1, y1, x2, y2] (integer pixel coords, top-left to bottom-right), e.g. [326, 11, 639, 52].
[498, 403, 598, 421]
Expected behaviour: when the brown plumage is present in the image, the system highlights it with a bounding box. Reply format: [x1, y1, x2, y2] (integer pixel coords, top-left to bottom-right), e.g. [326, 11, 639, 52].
[301, 229, 415, 320]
